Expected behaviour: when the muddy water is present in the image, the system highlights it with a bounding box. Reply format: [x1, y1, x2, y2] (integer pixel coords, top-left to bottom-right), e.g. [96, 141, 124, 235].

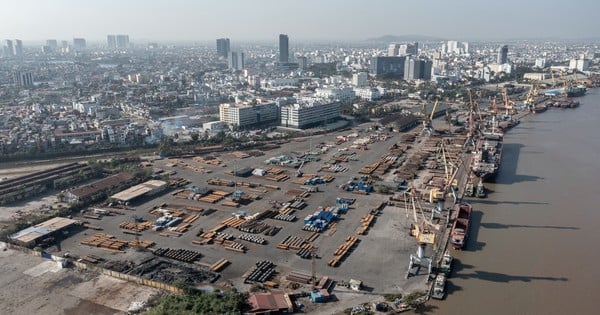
[435, 90, 600, 315]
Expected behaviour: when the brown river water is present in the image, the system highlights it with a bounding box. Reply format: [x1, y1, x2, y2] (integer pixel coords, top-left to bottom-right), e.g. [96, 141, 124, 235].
[431, 89, 600, 315]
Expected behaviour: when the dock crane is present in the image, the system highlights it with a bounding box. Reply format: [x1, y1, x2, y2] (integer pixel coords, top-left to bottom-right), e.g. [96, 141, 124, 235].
[296, 160, 305, 177]
[501, 88, 515, 119]
[404, 189, 437, 279]
[432, 141, 464, 222]
[421, 99, 440, 136]
[524, 83, 538, 109]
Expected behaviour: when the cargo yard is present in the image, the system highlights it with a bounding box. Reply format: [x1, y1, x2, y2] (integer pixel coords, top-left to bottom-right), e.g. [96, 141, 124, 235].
[0, 89, 585, 312]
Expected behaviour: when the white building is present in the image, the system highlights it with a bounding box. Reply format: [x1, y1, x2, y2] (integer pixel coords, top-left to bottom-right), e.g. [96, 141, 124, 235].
[219, 102, 278, 128]
[261, 78, 298, 89]
[354, 87, 381, 101]
[534, 58, 547, 68]
[352, 72, 368, 87]
[569, 59, 589, 71]
[315, 86, 355, 104]
[446, 41, 458, 54]
[280, 100, 340, 129]
[523, 73, 549, 81]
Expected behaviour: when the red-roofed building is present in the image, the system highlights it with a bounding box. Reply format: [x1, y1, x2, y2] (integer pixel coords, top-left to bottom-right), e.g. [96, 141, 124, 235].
[247, 291, 293, 314]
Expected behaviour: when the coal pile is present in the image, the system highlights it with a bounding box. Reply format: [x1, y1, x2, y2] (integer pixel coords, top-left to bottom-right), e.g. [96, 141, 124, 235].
[127, 258, 218, 285]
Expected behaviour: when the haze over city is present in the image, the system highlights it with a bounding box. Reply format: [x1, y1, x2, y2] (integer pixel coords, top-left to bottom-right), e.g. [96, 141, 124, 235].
[2, 0, 600, 42]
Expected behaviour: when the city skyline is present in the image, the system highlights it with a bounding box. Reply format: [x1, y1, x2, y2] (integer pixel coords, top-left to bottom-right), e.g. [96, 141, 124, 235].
[2, 0, 599, 42]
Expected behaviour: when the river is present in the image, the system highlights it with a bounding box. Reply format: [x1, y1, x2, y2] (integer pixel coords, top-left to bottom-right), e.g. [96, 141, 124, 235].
[433, 89, 600, 314]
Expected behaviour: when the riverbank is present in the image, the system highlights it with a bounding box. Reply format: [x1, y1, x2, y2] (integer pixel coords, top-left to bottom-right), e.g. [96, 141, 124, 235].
[432, 89, 600, 314]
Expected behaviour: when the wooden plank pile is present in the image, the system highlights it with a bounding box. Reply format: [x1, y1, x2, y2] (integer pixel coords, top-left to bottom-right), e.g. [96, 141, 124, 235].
[264, 168, 289, 182]
[128, 239, 155, 249]
[119, 221, 153, 232]
[207, 178, 235, 187]
[210, 258, 230, 272]
[198, 190, 230, 203]
[328, 236, 360, 267]
[79, 254, 104, 264]
[277, 235, 307, 250]
[359, 162, 381, 175]
[356, 214, 376, 235]
[81, 233, 128, 251]
[285, 271, 312, 284]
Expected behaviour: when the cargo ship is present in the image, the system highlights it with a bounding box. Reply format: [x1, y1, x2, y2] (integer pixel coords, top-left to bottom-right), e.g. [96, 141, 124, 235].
[471, 131, 503, 181]
[565, 85, 586, 98]
[450, 203, 472, 250]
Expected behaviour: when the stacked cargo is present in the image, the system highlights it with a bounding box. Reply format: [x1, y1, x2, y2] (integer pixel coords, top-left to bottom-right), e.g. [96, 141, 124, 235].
[328, 236, 360, 267]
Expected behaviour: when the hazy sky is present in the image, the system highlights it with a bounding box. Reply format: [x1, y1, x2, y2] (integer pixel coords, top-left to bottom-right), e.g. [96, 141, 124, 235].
[2, 0, 599, 42]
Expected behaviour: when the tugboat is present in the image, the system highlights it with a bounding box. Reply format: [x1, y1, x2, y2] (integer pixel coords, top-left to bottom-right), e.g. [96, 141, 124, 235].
[431, 274, 447, 300]
[475, 181, 487, 198]
[439, 250, 453, 276]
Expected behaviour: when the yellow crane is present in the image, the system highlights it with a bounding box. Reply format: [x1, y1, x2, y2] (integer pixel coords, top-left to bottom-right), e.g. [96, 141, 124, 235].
[523, 83, 538, 110]
[421, 99, 440, 136]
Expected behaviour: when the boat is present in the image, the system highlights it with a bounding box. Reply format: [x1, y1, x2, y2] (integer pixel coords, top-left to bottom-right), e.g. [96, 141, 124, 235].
[450, 203, 472, 250]
[471, 132, 503, 182]
[439, 251, 453, 276]
[475, 181, 487, 198]
[431, 274, 447, 300]
[565, 85, 586, 98]
[532, 104, 547, 113]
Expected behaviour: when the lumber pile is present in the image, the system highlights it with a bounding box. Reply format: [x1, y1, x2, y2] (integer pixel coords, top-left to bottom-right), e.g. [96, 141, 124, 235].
[277, 235, 307, 250]
[356, 214, 376, 235]
[328, 236, 360, 267]
[81, 233, 127, 251]
[211, 258, 230, 272]
[119, 221, 153, 232]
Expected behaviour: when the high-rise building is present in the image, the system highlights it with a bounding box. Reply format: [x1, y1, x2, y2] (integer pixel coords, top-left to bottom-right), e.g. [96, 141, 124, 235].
[497, 45, 508, 64]
[387, 44, 400, 56]
[13, 39, 23, 56]
[352, 72, 368, 87]
[228, 51, 245, 71]
[369, 56, 406, 77]
[297, 56, 308, 70]
[107, 35, 116, 49]
[404, 58, 422, 81]
[73, 38, 86, 50]
[46, 39, 58, 49]
[13, 71, 34, 87]
[462, 42, 469, 54]
[279, 34, 289, 63]
[447, 41, 458, 54]
[404, 58, 432, 81]
[216, 38, 230, 58]
[4, 40, 14, 57]
[399, 42, 418, 55]
[116, 35, 129, 48]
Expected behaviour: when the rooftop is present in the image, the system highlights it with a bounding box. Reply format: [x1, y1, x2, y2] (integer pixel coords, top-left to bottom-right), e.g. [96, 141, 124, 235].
[110, 179, 167, 202]
[10, 217, 78, 244]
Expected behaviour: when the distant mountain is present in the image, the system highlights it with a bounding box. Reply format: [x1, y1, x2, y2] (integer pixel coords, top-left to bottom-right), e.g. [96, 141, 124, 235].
[367, 34, 445, 42]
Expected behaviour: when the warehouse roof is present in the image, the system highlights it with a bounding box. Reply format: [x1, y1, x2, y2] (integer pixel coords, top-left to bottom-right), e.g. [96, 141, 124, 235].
[10, 217, 78, 244]
[69, 172, 135, 200]
[110, 180, 167, 202]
